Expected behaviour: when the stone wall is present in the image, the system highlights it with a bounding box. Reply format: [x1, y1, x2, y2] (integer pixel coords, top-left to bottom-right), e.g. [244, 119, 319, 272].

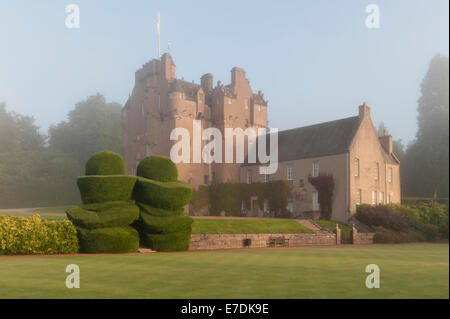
[353, 233, 376, 244]
[189, 232, 336, 250]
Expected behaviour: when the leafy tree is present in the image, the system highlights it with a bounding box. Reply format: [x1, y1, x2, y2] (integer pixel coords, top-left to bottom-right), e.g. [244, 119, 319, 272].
[403, 55, 449, 198]
[48, 94, 123, 166]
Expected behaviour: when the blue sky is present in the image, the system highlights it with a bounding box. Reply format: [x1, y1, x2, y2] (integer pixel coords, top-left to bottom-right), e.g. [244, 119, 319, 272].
[0, 0, 448, 144]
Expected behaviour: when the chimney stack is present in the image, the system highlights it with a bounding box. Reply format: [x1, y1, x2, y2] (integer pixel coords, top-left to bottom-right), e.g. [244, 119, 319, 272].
[379, 131, 393, 154]
[358, 102, 371, 119]
[201, 73, 213, 92]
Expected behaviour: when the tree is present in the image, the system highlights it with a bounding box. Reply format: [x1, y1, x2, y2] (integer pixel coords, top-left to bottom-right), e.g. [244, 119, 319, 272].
[403, 55, 449, 198]
[48, 94, 123, 166]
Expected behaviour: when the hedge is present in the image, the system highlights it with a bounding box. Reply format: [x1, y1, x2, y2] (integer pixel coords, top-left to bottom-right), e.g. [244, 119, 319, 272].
[85, 150, 126, 176]
[0, 215, 79, 255]
[66, 201, 140, 229]
[136, 155, 178, 182]
[143, 230, 191, 252]
[140, 211, 193, 234]
[134, 177, 192, 210]
[374, 227, 424, 243]
[76, 225, 139, 253]
[77, 175, 137, 204]
[137, 202, 185, 217]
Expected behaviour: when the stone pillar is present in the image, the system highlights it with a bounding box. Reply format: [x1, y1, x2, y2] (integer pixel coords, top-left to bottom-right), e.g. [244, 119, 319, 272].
[351, 224, 358, 244]
[334, 224, 341, 245]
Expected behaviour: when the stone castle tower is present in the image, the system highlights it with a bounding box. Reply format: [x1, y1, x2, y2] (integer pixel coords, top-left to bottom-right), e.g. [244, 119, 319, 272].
[122, 53, 268, 188]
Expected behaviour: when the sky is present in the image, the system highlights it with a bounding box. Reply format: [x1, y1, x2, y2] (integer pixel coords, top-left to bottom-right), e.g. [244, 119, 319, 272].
[0, 0, 448, 144]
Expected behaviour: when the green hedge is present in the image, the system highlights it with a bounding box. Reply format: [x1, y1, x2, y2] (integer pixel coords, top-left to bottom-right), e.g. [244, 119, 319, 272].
[77, 175, 137, 204]
[143, 230, 191, 252]
[77, 225, 139, 253]
[374, 227, 424, 243]
[0, 215, 79, 255]
[85, 151, 126, 176]
[135, 177, 192, 209]
[137, 155, 178, 182]
[66, 201, 139, 229]
[137, 202, 185, 217]
[140, 211, 193, 234]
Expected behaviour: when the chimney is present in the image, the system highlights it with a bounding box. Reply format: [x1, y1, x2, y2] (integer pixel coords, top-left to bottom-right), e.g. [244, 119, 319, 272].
[379, 131, 393, 154]
[201, 73, 213, 91]
[231, 67, 246, 88]
[358, 102, 371, 119]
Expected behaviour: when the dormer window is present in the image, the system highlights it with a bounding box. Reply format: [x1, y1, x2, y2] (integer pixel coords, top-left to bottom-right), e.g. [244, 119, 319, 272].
[245, 99, 249, 109]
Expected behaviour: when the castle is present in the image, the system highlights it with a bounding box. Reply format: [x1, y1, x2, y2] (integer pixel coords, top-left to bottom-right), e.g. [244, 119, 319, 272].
[123, 54, 401, 221]
[122, 53, 268, 187]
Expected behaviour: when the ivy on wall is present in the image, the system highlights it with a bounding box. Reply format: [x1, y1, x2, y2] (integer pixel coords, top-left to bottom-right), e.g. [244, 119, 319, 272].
[191, 181, 293, 218]
[308, 173, 335, 220]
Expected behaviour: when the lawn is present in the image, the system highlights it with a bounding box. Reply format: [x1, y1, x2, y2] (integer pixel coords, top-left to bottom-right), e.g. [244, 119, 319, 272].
[191, 218, 313, 234]
[0, 243, 447, 298]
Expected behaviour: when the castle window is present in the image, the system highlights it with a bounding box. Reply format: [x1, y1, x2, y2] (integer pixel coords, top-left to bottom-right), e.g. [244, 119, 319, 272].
[245, 99, 249, 109]
[204, 175, 209, 185]
[379, 192, 384, 204]
[228, 99, 232, 104]
[387, 194, 391, 204]
[388, 167, 393, 183]
[258, 104, 261, 112]
[354, 158, 360, 177]
[375, 162, 379, 180]
[372, 191, 377, 205]
[312, 192, 319, 211]
[287, 198, 295, 213]
[312, 162, 319, 177]
[287, 165, 294, 182]
[247, 169, 252, 184]
[357, 189, 362, 205]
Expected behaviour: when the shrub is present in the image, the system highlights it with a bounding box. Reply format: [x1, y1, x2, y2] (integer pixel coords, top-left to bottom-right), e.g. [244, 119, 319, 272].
[374, 227, 424, 244]
[355, 205, 409, 232]
[76, 225, 139, 253]
[136, 155, 178, 182]
[66, 201, 140, 229]
[0, 215, 79, 255]
[308, 173, 334, 220]
[137, 202, 185, 217]
[85, 151, 126, 176]
[77, 175, 137, 204]
[140, 211, 193, 234]
[134, 177, 192, 210]
[143, 230, 191, 252]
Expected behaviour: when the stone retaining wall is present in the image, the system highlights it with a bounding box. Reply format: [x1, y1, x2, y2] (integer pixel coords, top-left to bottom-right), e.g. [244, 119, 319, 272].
[353, 233, 376, 244]
[189, 233, 336, 250]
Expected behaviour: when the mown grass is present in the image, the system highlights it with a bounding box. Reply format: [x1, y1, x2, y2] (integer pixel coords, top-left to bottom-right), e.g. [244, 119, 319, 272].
[191, 218, 313, 234]
[0, 243, 447, 298]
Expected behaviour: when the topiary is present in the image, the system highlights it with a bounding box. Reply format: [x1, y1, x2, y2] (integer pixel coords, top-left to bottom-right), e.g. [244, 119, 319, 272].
[77, 175, 137, 204]
[76, 226, 139, 253]
[85, 150, 126, 176]
[136, 155, 178, 182]
[143, 230, 192, 252]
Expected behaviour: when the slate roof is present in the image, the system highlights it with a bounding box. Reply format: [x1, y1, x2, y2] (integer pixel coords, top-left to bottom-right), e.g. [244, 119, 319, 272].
[169, 79, 201, 101]
[252, 93, 267, 106]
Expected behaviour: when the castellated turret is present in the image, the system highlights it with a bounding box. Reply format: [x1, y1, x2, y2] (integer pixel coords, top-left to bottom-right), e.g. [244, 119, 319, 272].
[123, 53, 268, 189]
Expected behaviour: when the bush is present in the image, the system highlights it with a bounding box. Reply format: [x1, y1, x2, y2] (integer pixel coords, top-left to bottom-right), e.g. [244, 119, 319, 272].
[140, 211, 193, 234]
[374, 227, 424, 244]
[137, 202, 185, 217]
[143, 230, 191, 252]
[136, 155, 178, 182]
[355, 205, 409, 232]
[0, 215, 79, 255]
[77, 175, 137, 204]
[134, 177, 192, 210]
[66, 201, 140, 229]
[76, 225, 139, 253]
[85, 151, 126, 176]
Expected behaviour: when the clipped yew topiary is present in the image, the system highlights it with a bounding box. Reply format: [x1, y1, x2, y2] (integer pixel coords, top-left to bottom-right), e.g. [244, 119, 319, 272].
[67, 151, 140, 253]
[85, 150, 126, 176]
[134, 155, 194, 252]
[137, 155, 178, 182]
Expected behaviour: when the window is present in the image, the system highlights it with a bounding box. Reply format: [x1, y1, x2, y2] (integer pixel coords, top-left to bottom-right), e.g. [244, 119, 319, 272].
[264, 173, 270, 183]
[287, 165, 294, 181]
[228, 99, 232, 104]
[375, 163, 379, 180]
[312, 192, 320, 211]
[263, 200, 269, 213]
[244, 99, 249, 109]
[372, 191, 377, 205]
[388, 167, 393, 183]
[312, 162, 319, 177]
[204, 175, 209, 185]
[247, 169, 252, 184]
[258, 104, 261, 112]
[356, 189, 362, 205]
[354, 158, 360, 177]
[379, 192, 384, 204]
[287, 198, 295, 213]
[387, 194, 391, 204]
[199, 93, 204, 103]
